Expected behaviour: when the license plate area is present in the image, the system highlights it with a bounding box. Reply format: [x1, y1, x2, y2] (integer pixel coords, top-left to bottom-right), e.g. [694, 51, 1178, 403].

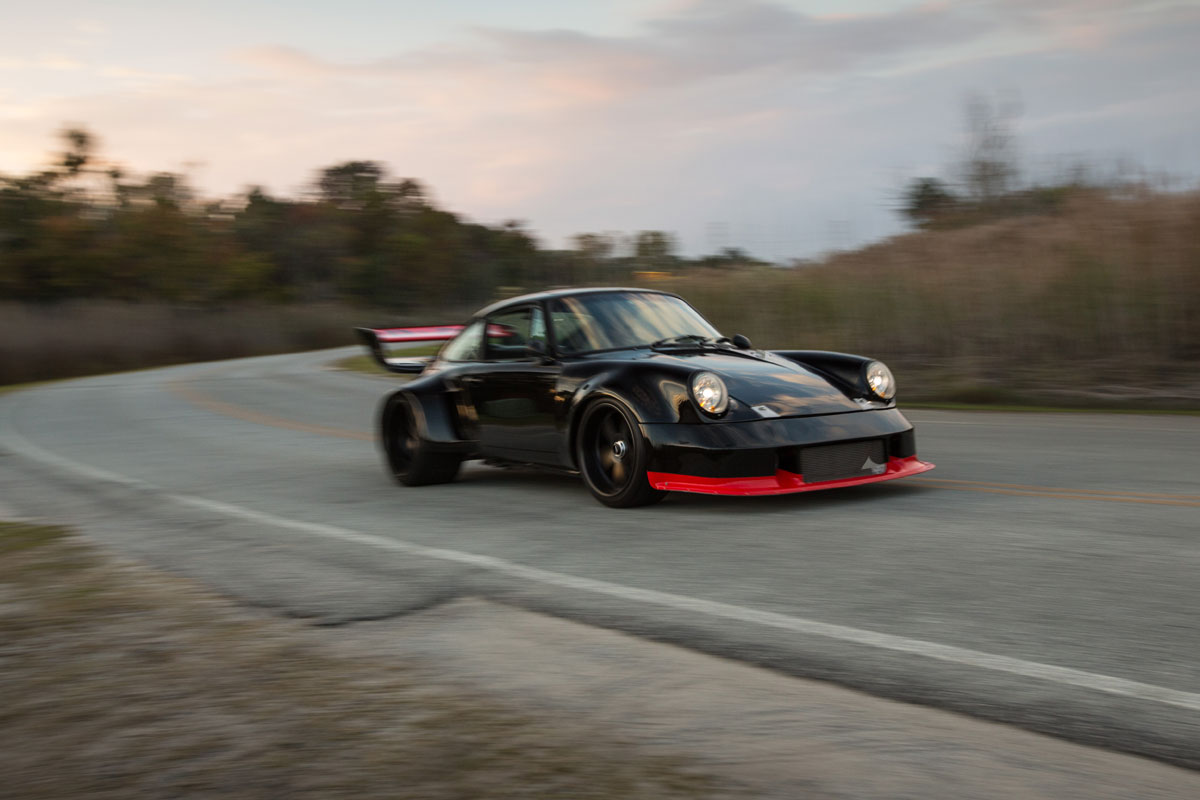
[799, 439, 887, 483]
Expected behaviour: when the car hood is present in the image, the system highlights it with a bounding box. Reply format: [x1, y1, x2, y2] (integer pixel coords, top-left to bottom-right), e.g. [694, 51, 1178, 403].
[639, 349, 863, 417]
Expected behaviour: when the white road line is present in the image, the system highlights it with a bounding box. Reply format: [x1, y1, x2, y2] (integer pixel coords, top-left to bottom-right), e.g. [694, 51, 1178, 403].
[4, 408, 1200, 715]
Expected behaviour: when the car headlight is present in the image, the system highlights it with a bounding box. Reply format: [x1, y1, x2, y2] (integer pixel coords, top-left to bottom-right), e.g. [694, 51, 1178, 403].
[864, 361, 896, 401]
[691, 371, 729, 416]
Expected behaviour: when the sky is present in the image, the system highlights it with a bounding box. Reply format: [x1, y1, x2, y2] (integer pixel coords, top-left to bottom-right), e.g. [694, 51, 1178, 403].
[2, 0, 1198, 259]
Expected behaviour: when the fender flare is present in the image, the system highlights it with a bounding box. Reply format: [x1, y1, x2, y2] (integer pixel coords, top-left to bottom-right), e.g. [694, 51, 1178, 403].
[379, 383, 470, 454]
[561, 364, 699, 467]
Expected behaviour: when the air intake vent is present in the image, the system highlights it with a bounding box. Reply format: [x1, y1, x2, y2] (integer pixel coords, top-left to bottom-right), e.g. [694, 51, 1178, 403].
[800, 439, 887, 483]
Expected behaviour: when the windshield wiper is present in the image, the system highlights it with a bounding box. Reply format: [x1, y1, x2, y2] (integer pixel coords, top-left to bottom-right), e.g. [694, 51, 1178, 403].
[650, 334, 714, 348]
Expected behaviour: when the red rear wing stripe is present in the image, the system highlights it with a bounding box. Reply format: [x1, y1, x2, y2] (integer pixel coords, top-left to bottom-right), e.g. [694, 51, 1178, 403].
[370, 325, 513, 343]
[373, 325, 464, 343]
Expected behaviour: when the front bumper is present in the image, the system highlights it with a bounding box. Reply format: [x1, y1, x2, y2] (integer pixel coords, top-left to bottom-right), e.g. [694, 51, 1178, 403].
[640, 408, 934, 497]
[648, 455, 933, 496]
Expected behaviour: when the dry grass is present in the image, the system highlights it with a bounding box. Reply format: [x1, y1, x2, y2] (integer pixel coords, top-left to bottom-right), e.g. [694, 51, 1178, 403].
[666, 187, 1200, 407]
[0, 302, 395, 386]
[0, 523, 719, 799]
[330, 344, 444, 376]
[6, 188, 1197, 407]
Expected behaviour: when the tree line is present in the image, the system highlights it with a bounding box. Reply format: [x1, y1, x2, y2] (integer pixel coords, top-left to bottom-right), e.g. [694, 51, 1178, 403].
[1, 129, 767, 310]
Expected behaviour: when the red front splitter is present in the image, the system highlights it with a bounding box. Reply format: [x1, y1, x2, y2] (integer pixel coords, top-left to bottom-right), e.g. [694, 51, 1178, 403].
[647, 455, 934, 497]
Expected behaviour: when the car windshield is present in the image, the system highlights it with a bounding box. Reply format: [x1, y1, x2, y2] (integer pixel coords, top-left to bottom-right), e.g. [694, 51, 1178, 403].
[548, 292, 721, 354]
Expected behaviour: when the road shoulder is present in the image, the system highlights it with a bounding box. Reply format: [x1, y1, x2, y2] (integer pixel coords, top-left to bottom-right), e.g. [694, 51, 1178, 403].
[320, 597, 1200, 799]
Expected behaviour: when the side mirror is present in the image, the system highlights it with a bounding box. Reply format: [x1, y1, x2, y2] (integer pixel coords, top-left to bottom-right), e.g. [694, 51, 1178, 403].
[732, 333, 753, 349]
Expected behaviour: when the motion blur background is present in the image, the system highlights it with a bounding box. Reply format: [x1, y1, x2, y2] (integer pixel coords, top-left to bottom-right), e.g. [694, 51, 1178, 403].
[5, 5, 1200, 796]
[2, 0, 1198, 407]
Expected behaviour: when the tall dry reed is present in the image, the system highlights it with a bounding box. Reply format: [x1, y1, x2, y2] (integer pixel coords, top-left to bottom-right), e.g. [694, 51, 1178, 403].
[668, 189, 1200, 404]
[0, 302, 372, 384]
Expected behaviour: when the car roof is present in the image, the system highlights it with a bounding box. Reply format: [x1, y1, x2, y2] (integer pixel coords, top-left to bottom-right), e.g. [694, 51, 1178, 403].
[474, 286, 680, 318]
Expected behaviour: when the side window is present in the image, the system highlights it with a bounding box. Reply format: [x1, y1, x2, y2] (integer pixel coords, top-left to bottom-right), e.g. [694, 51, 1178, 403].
[486, 306, 543, 361]
[440, 319, 484, 362]
[548, 298, 588, 354]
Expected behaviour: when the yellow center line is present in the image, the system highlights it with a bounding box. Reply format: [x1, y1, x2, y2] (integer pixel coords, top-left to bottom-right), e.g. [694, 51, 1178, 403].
[914, 477, 1200, 502]
[915, 483, 1200, 507]
[171, 377, 1198, 508]
[170, 380, 371, 442]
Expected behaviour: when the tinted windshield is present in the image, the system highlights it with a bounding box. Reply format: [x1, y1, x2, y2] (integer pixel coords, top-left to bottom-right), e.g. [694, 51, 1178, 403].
[548, 292, 720, 354]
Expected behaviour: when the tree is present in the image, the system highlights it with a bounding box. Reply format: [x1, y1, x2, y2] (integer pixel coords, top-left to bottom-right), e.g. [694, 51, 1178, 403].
[694, 247, 766, 269]
[59, 127, 94, 176]
[962, 92, 1020, 202]
[317, 161, 385, 210]
[633, 230, 675, 269]
[394, 178, 426, 204]
[572, 232, 614, 262]
[493, 220, 538, 287]
[902, 177, 958, 229]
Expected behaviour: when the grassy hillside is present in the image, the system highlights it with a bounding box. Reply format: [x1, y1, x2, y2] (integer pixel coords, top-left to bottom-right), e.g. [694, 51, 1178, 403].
[671, 188, 1200, 407]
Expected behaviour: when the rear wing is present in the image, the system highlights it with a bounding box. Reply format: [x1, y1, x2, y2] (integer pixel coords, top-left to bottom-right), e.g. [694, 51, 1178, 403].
[354, 325, 463, 375]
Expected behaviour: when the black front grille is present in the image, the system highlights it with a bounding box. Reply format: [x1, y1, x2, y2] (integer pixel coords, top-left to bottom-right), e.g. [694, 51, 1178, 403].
[800, 439, 887, 483]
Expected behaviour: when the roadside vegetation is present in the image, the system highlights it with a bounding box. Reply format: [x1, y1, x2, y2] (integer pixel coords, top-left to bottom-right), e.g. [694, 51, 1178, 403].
[331, 343, 444, 376]
[667, 187, 1200, 407]
[3, 122, 1196, 407]
[0, 301, 373, 384]
[0, 521, 718, 799]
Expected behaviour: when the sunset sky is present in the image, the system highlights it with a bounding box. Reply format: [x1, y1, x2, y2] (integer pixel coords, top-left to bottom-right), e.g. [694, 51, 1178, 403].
[2, 0, 1197, 259]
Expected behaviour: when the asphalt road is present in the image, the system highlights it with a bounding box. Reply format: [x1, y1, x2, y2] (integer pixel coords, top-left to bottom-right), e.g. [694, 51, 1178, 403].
[1, 347, 1197, 769]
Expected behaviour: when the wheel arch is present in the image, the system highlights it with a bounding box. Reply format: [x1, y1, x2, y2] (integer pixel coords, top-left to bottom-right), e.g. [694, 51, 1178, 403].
[561, 363, 698, 468]
[565, 389, 634, 469]
[379, 380, 468, 450]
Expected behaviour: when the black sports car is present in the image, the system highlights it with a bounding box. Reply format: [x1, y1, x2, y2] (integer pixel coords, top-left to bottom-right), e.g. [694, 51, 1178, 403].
[356, 287, 933, 507]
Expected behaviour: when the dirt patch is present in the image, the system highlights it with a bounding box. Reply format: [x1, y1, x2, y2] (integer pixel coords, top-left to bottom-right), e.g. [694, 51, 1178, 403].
[0, 523, 720, 799]
[6, 522, 1199, 799]
[315, 599, 1200, 800]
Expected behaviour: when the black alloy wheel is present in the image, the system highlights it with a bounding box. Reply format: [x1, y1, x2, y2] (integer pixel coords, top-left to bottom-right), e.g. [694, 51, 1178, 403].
[384, 394, 461, 486]
[576, 399, 665, 508]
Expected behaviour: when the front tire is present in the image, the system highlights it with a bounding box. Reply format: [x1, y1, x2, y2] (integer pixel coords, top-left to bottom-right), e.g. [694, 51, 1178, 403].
[383, 394, 461, 487]
[576, 399, 666, 508]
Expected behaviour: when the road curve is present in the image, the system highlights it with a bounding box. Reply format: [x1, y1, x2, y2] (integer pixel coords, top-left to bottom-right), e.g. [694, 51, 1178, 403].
[1, 348, 1198, 768]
